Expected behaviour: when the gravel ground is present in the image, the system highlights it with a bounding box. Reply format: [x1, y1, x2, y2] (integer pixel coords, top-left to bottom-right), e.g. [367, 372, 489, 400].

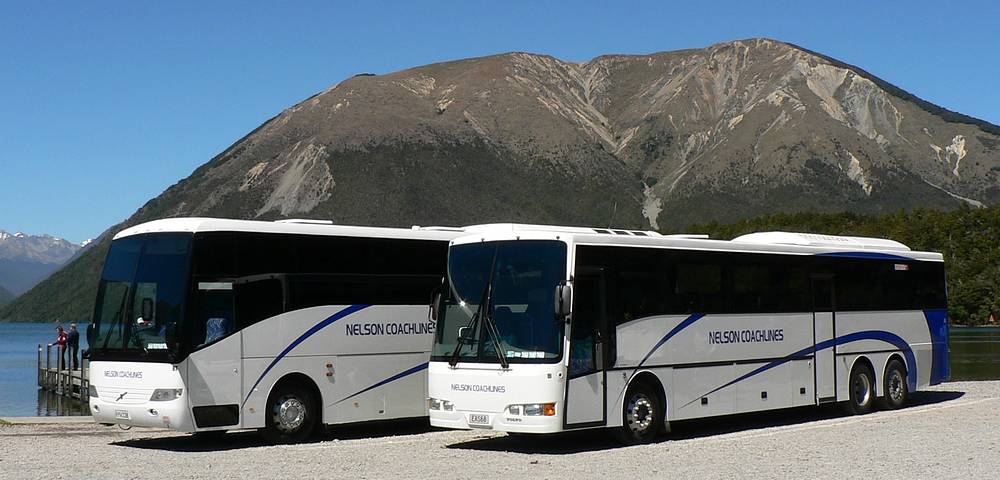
[2, 381, 997, 480]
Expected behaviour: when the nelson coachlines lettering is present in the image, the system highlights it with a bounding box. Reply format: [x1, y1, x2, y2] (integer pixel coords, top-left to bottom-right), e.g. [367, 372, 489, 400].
[346, 321, 435, 336]
[709, 329, 784, 345]
[450, 383, 506, 393]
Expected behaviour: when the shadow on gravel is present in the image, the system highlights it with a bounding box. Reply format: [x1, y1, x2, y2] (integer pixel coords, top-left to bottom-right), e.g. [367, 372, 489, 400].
[447, 389, 966, 454]
[112, 418, 436, 452]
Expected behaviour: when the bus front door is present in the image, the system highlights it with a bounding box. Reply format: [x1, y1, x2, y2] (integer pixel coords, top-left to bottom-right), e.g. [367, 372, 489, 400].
[812, 276, 836, 404]
[564, 272, 607, 428]
[185, 282, 243, 429]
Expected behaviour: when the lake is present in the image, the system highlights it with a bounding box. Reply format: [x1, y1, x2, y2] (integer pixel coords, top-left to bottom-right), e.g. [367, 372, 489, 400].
[0, 322, 91, 417]
[1, 323, 999, 417]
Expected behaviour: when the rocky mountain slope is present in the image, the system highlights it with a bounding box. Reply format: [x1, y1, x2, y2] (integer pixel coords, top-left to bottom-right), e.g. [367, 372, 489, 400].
[0, 230, 81, 297]
[4, 38, 1000, 321]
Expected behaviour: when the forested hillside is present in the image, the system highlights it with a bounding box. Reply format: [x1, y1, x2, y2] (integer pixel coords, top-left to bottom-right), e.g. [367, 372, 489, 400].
[679, 205, 1000, 325]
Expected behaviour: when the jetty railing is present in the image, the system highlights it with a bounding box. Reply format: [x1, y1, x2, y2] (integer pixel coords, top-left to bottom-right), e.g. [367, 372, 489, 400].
[37, 343, 90, 402]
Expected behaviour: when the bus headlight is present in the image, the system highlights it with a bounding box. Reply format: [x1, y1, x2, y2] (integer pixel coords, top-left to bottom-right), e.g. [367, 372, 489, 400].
[150, 389, 182, 401]
[508, 403, 556, 416]
[428, 398, 454, 411]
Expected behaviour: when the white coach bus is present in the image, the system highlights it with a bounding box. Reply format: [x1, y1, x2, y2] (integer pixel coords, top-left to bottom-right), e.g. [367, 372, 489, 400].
[87, 218, 463, 443]
[427, 224, 950, 443]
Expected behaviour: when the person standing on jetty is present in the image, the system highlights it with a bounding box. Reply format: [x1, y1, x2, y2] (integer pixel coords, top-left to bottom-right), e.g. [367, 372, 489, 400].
[67, 323, 80, 370]
[48, 325, 68, 371]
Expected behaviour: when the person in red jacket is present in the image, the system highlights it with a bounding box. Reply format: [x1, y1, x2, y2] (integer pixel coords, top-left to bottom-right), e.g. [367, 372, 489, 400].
[49, 325, 68, 371]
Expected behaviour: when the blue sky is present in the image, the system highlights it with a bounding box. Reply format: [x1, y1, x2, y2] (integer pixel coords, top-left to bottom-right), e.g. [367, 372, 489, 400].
[1, 1, 998, 243]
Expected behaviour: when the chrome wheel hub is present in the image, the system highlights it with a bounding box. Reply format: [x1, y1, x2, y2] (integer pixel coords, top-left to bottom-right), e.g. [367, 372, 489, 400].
[626, 394, 654, 433]
[888, 370, 904, 402]
[273, 396, 306, 433]
[853, 373, 872, 407]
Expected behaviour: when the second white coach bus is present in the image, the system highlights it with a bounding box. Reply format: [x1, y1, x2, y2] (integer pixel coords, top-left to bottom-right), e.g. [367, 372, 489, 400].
[87, 218, 463, 443]
[427, 224, 949, 443]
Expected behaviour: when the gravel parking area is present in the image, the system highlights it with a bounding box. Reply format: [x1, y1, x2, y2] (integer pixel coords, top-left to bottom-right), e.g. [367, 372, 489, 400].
[2, 381, 997, 480]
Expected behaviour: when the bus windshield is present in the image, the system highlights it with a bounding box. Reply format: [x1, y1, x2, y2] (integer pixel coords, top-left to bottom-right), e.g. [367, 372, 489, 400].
[431, 240, 567, 364]
[89, 233, 192, 362]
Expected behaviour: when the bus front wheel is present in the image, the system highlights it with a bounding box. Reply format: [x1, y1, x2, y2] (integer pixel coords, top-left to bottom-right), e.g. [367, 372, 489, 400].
[614, 382, 661, 444]
[844, 362, 876, 415]
[262, 384, 318, 444]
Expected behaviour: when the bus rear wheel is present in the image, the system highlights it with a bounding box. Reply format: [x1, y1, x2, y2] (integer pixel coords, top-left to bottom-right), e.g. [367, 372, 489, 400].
[878, 359, 908, 410]
[844, 362, 876, 415]
[614, 382, 661, 445]
[262, 384, 318, 444]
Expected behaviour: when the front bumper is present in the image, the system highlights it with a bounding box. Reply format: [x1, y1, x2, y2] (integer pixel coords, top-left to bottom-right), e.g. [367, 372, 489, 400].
[429, 408, 564, 434]
[89, 397, 191, 431]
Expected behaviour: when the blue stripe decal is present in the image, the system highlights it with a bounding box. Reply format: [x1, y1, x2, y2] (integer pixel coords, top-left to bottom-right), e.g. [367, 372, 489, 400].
[923, 309, 950, 384]
[242, 304, 371, 406]
[816, 251, 913, 261]
[333, 362, 429, 405]
[637, 314, 705, 368]
[680, 330, 917, 408]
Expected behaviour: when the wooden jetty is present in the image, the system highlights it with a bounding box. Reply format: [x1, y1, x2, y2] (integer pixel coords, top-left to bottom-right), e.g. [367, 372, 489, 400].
[37, 343, 90, 401]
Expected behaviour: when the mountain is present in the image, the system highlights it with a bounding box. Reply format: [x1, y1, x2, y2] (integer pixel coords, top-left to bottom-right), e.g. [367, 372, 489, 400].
[0, 285, 13, 306]
[4, 37, 1000, 322]
[0, 230, 81, 297]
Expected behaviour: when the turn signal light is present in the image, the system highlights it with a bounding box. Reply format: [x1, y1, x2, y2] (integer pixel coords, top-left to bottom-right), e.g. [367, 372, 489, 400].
[509, 402, 556, 416]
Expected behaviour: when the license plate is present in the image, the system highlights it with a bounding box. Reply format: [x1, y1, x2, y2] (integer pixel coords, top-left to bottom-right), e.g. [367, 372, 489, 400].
[115, 409, 130, 420]
[468, 413, 489, 425]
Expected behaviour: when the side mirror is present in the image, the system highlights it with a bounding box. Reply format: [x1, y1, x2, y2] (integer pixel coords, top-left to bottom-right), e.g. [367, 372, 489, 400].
[429, 292, 442, 321]
[555, 282, 573, 320]
[86, 323, 96, 345]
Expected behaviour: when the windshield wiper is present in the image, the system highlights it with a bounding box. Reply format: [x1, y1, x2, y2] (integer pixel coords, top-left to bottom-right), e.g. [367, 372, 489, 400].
[448, 246, 509, 369]
[448, 269, 490, 367]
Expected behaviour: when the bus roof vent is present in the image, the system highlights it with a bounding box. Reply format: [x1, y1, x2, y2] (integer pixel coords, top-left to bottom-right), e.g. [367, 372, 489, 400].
[275, 219, 334, 225]
[663, 234, 710, 240]
[731, 231, 911, 251]
[591, 228, 662, 237]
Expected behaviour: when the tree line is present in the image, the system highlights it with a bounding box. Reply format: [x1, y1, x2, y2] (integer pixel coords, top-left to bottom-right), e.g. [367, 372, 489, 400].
[674, 205, 1000, 326]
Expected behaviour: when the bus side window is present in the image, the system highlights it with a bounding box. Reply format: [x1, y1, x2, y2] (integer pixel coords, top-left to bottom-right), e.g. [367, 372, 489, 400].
[194, 282, 234, 347]
[234, 278, 284, 330]
[675, 263, 723, 313]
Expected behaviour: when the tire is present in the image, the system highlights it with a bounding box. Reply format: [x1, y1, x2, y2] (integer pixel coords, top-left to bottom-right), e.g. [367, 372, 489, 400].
[613, 382, 662, 445]
[878, 359, 909, 410]
[261, 384, 318, 444]
[844, 362, 877, 415]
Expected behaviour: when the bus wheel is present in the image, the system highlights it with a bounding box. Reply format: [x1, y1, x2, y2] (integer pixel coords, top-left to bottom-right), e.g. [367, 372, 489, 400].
[845, 362, 876, 415]
[878, 359, 908, 410]
[614, 382, 661, 444]
[262, 385, 318, 444]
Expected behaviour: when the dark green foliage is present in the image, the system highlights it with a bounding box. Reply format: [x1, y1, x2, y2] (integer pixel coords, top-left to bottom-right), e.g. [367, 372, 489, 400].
[674, 205, 1000, 325]
[0, 285, 14, 306]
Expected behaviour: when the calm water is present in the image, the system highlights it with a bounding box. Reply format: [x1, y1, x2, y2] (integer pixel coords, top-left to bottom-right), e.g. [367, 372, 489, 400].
[948, 326, 1000, 380]
[0, 322, 91, 417]
[0, 323, 998, 417]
